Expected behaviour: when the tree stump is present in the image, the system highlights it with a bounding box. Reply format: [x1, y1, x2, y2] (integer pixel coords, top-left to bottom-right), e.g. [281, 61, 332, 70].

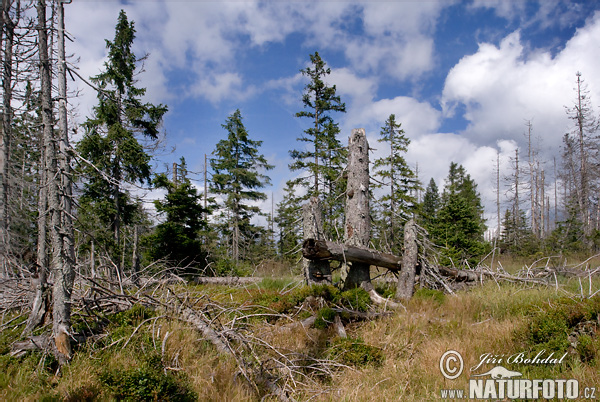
[302, 197, 331, 284]
[396, 219, 417, 300]
[341, 129, 371, 290]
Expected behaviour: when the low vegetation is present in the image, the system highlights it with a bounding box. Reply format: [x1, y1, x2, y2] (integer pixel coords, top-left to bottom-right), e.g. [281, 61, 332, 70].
[1, 257, 599, 401]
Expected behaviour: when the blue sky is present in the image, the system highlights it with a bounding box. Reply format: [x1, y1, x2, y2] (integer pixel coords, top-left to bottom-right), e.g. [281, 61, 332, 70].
[65, 0, 600, 233]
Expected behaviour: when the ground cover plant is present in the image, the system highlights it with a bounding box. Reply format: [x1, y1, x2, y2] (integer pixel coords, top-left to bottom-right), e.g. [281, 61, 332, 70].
[0, 256, 599, 401]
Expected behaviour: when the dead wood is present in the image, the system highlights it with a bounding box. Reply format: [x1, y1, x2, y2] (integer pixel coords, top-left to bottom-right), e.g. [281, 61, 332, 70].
[396, 219, 418, 300]
[302, 239, 402, 270]
[191, 276, 262, 286]
[302, 198, 331, 285]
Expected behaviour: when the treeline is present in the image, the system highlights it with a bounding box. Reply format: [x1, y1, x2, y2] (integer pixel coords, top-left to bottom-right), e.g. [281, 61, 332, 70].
[3, 5, 599, 286]
[2, 1, 599, 364]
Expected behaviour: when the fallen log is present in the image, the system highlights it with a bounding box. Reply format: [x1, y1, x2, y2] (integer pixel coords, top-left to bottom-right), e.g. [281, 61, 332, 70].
[192, 277, 262, 286]
[302, 238, 402, 271]
[437, 266, 480, 282]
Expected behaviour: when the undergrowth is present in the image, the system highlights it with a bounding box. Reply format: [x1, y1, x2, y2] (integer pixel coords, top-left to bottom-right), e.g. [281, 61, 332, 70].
[1, 265, 599, 401]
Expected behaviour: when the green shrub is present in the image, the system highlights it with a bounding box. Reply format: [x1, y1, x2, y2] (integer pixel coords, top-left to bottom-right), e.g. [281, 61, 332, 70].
[518, 296, 600, 361]
[577, 334, 597, 364]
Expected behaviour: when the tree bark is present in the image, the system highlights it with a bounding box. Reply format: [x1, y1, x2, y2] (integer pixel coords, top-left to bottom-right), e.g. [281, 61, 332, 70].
[0, 0, 15, 277]
[341, 129, 371, 290]
[37, 0, 73, 365]
[396, 219, 417, 300]
[302, 238, 401, 270]
[302, 197, 331, 284]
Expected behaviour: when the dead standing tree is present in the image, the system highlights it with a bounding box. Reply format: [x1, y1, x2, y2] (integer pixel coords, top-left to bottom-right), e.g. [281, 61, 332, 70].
[302, 197, 331, 284]
[302, 129, 409, 307]
[340, 129, 371, 290]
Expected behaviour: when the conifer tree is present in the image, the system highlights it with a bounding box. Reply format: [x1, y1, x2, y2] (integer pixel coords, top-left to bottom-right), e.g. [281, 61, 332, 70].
[290, 52, 346, 239]
[372, 114, 420, 252]
[210, 109, 273, 262]
[420, 178, 440, 230]
[76, 10, 167, 272]
[275, 180, 302, 260]
[146, 158, 206, 268]
[562, 72, 598, 246]
[430, 163, 487, 265]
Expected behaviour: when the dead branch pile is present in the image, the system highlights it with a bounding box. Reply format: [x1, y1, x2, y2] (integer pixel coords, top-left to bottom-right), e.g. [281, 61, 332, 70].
[4, 273, 391, 401]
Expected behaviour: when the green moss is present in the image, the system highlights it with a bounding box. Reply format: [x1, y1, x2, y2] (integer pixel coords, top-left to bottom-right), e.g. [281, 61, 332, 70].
[516, 296, 600, 363]
[326, 337, 384, 367]
[99, 352, 196, 401]
[337, 288, 371, 312]
[314, 308, 337, 330]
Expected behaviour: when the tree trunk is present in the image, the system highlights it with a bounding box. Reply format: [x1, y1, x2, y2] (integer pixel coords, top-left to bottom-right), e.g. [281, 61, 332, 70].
[57, 0, 75, 298]
[341, 129, 371, 290]
[395, 219, 417, 300]
[0, 0, 15, 277]
[302, 238, 401, 270]
[37, 0, 72, 365]
[302, 197, 331, 284]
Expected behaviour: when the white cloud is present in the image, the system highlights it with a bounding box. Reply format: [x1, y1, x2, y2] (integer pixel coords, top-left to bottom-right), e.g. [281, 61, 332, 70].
[442, 11, 600, 156]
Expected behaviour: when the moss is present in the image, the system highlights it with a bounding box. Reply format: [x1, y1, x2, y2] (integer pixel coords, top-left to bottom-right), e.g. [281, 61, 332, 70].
[314, 308, 337, 330]
[99, 352, 196, 401]
[326, 337, 384, 368]
[337, 288, 371, 312]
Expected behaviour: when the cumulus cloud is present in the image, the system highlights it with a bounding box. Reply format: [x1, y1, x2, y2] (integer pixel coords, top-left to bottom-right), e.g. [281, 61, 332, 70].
[442, 11, 600, 156]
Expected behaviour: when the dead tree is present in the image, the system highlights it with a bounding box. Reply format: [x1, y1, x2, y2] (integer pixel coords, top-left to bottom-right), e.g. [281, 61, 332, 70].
[340, 129, 371, 290]
[302, 197, 331, 284]
[302, 238, 401, 270]
[0, 0, 16, 277]
[396, 219, 417, 299]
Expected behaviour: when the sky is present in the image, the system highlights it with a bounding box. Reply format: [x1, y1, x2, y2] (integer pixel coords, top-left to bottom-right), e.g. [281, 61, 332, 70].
[63, 0, 600, 234]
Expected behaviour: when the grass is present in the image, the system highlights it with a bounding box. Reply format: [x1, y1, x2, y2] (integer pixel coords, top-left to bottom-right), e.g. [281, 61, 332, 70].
[1, 257, 599, 401]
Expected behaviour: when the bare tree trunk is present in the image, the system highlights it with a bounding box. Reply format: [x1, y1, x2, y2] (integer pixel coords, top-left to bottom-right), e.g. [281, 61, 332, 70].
[396, 219, 417, 300]
[37, 0, 72, 365]
[341, 129, 371, 290]
[0, 0, 15, 277]
[303, 238, 401, 270]
[302, 197, 331, 284]
[131, 225, 139, 285]
[55, 0, 75, 357]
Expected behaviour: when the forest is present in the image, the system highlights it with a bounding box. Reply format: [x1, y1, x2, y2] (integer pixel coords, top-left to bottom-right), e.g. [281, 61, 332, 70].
[1, 2, 599, 401]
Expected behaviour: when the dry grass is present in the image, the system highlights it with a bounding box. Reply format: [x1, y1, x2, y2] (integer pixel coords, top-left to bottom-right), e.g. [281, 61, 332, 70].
[1, 256, 599, 401]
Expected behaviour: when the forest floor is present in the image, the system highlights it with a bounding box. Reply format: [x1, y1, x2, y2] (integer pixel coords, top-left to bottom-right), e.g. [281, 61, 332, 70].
[0, 256, 599, 401]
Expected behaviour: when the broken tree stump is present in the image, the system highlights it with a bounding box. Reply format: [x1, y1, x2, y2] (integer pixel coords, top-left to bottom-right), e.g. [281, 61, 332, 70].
[302, 197, 331, 285]
[341, 128, 371, 290]
[396, 219, 417, 300]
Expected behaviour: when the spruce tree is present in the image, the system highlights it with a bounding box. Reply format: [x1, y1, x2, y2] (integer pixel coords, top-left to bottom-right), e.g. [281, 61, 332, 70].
[430, 163, 487, 265]
[146, 158, 206, 268]
[275, 180, 302, 261]
[420, 178, 440, 229]
[290, 52, 346, 239]
[373, 114, 420, 252]
[210, 109, 273, 262]
[76, 10, 167, 271]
